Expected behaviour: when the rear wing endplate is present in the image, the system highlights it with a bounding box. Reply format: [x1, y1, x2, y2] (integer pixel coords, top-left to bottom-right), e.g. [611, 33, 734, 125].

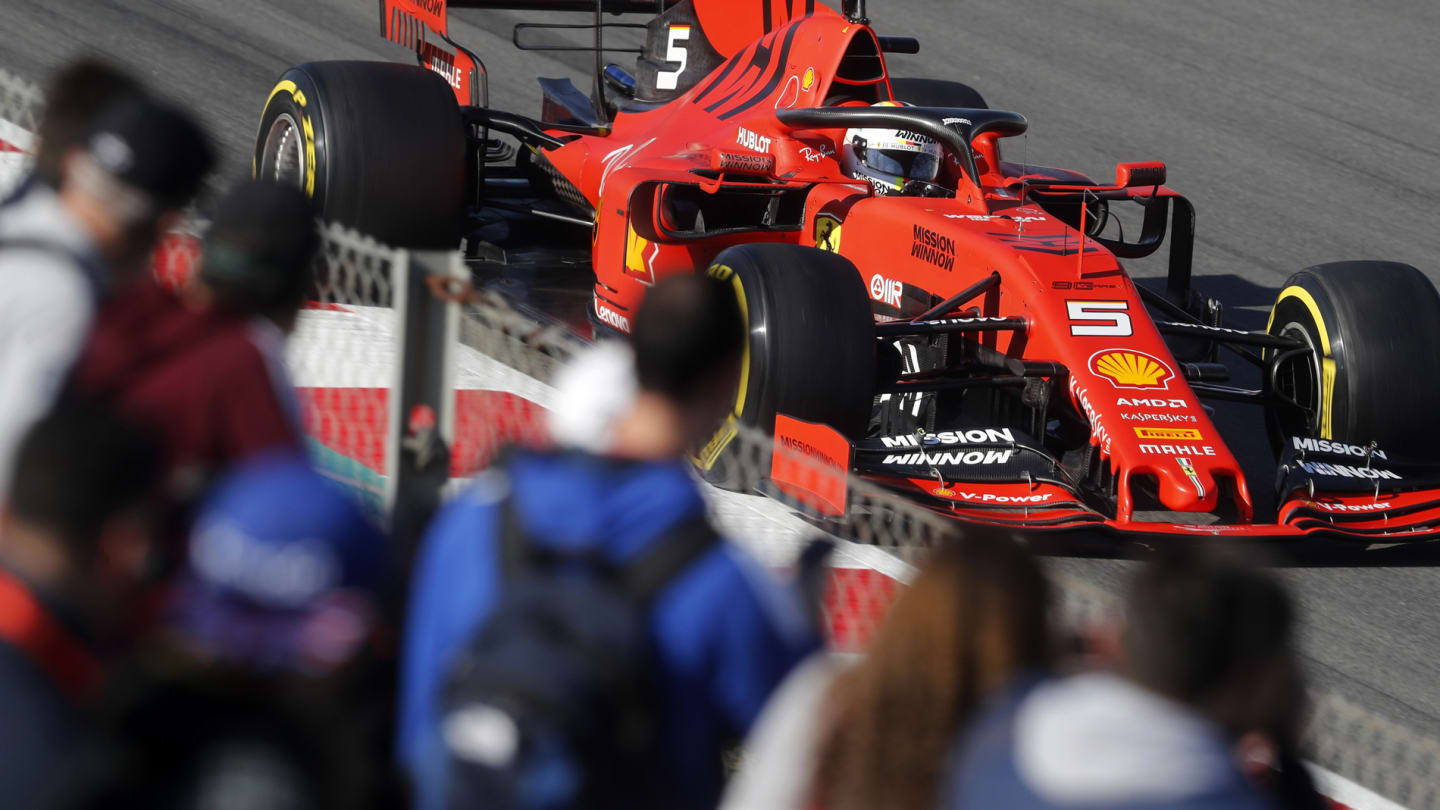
[380, 0, 486, 105]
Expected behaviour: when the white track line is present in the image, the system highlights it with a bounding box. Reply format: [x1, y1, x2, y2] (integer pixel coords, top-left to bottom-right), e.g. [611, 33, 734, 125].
[0, 117, 32, 194]
[0, 116, 33, 151]
[1310, 765, 1409, 810]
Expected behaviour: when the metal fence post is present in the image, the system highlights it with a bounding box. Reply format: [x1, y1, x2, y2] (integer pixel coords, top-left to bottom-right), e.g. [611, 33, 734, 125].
[386, 249, 462, 562]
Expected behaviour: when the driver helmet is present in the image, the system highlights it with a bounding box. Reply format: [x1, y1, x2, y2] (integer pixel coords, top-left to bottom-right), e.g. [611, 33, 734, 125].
[840, 101, 943, 196]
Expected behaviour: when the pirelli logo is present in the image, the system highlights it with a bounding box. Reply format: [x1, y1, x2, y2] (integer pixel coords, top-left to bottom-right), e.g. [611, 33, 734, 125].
[1133, 427, 1203, 441]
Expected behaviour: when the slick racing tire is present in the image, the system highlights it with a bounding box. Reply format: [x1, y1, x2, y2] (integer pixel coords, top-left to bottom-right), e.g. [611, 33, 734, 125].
[255, 61, 465, 248]
[697, 244, 877, 491]
[887, 77, 988, 110]
[1264, 261, 1440, 458]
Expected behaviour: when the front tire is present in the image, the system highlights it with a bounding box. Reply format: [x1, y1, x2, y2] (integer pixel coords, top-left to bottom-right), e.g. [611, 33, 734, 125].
[254, 61, 466, 248]
[696, 244, 877, 489]
[1264, 261, 1440, 458]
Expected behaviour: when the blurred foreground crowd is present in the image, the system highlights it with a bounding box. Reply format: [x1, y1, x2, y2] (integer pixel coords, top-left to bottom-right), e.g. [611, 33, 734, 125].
[0, 59, 1329, 810]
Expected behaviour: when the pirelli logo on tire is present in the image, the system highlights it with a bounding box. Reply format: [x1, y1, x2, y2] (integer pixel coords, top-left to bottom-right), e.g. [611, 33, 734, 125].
[259, 79, 317, 197]
[1133, 427, 1203, 441]
[694, 417, 738, 472]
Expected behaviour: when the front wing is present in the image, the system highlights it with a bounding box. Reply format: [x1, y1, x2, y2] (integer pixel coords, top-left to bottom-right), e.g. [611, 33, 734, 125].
[771, 415, 1440, 541]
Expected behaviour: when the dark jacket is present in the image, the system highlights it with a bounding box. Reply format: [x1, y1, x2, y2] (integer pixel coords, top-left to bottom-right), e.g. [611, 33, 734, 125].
[67, 279, 303, 533]
[0, 568, 108, 809]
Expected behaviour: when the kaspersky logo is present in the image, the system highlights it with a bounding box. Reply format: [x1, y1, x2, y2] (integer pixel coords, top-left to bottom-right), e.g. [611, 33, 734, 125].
[1176, 456, 1206, 498]
[1090, 349, 1174, 390]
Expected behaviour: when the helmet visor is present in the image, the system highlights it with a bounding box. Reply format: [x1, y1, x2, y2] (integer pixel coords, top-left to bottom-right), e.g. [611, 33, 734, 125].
[864, 148, 939, 182]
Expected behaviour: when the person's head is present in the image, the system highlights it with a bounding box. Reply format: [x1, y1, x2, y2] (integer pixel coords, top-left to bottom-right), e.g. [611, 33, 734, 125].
[1, 404, 161, 622]
[190, 180, 319, 332]
[812, 529, 1052, 810]
[625, 272, 745, 451]
[34, 58, 142, 187]
[840, 102, 944, 197]
[56, 91, 214, 279]
[1122, 545, 1301, 742]
[168, 451, 387, 676]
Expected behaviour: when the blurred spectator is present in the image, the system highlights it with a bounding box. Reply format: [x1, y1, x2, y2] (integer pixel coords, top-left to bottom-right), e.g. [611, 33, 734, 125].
[32, 59, 143, 194]
[167, 450, 387, 675]
[547, 339, 637, 453]
[1, 58, 140, 204]
[399, 274, 820, 810]
[68, 180, 314, 552]
[940, 545, 1310, 810]
[0, 404, 161, 809]
[0, 76, 212, 497]
[97, 451, 394, 810]
[1124, 547, 1323, 810]
[721, 530, 1052, 810]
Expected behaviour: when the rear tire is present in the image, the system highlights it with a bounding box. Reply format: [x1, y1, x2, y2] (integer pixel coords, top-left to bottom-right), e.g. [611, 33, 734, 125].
[888, 77, 988, 109]
[254, 61, 465, 248]
[696, 244, 877, 490]
[1264, 261, 1440, 458]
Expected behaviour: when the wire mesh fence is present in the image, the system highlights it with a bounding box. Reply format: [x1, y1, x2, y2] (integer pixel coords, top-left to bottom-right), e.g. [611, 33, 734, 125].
[0, 67, 40, 194]
[289, 225, 405, 513]
[0, 65, 41, 132]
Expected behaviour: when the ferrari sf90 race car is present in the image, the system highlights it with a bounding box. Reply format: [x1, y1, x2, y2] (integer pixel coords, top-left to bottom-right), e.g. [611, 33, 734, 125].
[255, 0, 1440, 540]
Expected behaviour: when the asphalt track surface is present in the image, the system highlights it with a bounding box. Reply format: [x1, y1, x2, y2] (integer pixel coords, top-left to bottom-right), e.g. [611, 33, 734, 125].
[3, 0, 1439, 747]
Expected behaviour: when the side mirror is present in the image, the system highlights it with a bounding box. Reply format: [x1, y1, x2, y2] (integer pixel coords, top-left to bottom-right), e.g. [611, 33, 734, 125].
[1115, 161, 1166, 188]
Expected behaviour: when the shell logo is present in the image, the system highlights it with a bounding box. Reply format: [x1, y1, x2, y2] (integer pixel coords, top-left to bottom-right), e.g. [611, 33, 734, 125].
[802, 67, 815, 91]
[1089, 349, 1174, 389]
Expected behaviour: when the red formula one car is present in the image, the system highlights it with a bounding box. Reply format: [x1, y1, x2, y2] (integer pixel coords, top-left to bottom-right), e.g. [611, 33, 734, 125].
[256, 0, 1440, 539]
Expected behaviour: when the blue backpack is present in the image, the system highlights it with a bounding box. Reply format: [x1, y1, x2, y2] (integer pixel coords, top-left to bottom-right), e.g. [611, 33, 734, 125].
[440, 489, 718, 810]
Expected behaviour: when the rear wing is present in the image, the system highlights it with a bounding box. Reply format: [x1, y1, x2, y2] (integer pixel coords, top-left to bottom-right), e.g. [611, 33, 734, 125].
[380, 0, 873, 109]
[400, 0, 673, 12]
[380, 0, 681, 108]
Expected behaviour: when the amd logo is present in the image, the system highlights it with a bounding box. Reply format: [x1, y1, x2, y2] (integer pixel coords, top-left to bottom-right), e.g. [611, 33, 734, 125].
[1116, 397, 1186, 408]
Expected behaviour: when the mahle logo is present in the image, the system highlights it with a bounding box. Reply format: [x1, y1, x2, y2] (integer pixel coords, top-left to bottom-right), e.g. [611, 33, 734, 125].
[1090, 349, 1174, 389]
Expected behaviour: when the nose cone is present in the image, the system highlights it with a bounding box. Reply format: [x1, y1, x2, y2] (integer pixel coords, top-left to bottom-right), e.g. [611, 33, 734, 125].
[1155, 456, 1217, 511]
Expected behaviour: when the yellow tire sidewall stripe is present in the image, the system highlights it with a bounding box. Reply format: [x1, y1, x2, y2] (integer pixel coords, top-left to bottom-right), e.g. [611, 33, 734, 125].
[1270, 285, 1338, 439]
[260, 79, 317, 198]
[694, 263, 750, 470]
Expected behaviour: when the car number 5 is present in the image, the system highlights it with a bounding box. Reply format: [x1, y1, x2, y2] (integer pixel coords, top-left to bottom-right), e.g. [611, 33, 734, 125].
[657, 25, 690, 91]
[1067, 300, 1133, 336]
